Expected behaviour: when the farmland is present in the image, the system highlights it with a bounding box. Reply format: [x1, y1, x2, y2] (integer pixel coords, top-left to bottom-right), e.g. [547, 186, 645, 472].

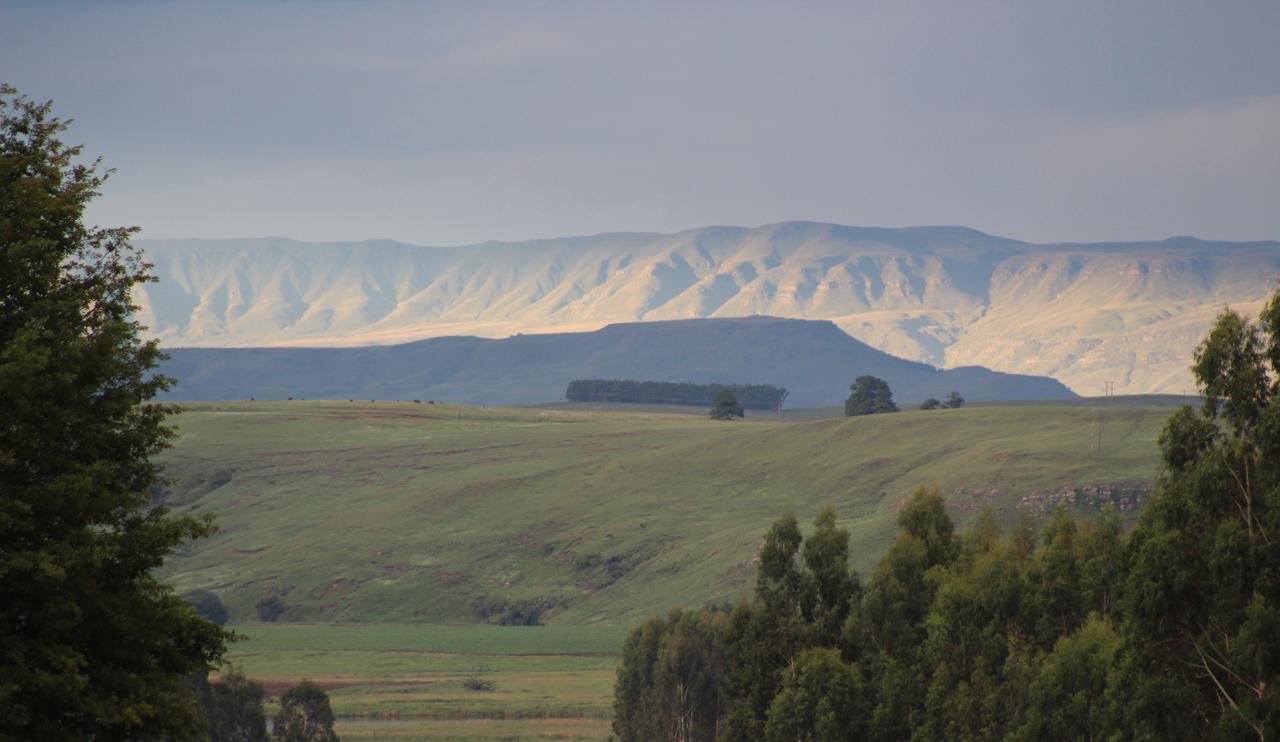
[223, 623, 625, 740]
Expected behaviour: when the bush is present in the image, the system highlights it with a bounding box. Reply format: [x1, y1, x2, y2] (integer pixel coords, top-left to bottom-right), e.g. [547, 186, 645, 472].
[183, 589, 230, 625]
[710, 389, 745, 420]
[256, 595, 286, 623]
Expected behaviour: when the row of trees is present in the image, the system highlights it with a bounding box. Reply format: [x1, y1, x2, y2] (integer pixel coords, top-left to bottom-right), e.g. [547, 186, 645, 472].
[616, 294, 1280, 740]
[567, 379, 788, 410]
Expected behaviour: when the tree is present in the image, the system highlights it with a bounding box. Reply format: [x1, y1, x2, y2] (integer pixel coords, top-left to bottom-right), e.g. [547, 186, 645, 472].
[844, 376, 898, 416]
[710, 388, 745, 420]
[257, 595, 286, 622]
[0, 86, 230, 738]
[944, 391, 965, 409]
[1117, 296, 1280, 740]
[273, 681, 338, 742]
[613, 609, 728, 742]
[196, 666, 268, 742]
[764, 648, 868, 742]
[919, 398, 941, 411]
[184, 589, 230, 626]
[720, 510, 861, 741]
[1014, 615, 1120, 742]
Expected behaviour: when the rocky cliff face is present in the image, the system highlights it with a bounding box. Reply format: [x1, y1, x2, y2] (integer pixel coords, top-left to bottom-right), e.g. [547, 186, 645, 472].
[136, 223, 1280, 394]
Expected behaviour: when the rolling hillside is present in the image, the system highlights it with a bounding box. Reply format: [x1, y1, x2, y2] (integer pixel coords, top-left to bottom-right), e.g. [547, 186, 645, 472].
[136, 222, 1280, 394]
[158, 401, 1169, 625]
[157, 316, 1072, 407]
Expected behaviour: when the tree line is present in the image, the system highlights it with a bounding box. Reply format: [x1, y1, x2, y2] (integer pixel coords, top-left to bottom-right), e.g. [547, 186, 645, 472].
[566, 379, 789, 410]
[614, 295, 1280, 741]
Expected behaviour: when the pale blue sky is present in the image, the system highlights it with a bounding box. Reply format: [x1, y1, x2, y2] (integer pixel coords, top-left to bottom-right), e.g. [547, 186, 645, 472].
[3, 1, 1278, 245]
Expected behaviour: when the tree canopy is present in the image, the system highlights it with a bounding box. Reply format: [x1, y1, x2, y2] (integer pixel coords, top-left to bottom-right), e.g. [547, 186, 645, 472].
[0, 85, 230, 738]
[844, 375, 898, 416]
[567, 379, 787, 410]
[710, 389, 745, 420]
[273, 681, 338, 742]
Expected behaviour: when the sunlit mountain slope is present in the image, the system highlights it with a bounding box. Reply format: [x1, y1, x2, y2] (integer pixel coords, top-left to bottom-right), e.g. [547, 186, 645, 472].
[137, 223, 1280, 394]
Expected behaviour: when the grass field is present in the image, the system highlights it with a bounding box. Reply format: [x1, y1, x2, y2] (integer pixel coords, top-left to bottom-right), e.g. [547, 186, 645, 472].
[224, 623, 625, 740]
[158, 400, 1172, 626]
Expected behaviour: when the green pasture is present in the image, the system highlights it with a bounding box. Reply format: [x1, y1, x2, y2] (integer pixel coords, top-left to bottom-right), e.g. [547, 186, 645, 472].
[159, 400, 1171, 625]
[226, 623, 625, 740]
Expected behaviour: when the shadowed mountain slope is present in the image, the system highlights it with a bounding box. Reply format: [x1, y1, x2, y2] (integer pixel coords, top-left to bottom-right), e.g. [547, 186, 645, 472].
[137, 223, 1280, 394]
[158, 316, 1073, 407]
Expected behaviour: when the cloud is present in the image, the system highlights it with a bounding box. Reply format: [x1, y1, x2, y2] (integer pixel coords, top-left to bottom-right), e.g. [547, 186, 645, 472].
[9, 1, 1280, 244]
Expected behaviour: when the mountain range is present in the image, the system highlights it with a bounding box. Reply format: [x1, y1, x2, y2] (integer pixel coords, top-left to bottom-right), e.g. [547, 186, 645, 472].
[157, 316, 1073, 407]
[136, 222, 1280, 395]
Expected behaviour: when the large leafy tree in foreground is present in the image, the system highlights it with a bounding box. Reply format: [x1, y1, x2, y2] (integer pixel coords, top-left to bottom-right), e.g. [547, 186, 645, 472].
[0, 85, 229, 738]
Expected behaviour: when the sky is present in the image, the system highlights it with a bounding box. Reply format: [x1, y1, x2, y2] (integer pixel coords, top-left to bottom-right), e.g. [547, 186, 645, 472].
[2, 1, 1278, 246]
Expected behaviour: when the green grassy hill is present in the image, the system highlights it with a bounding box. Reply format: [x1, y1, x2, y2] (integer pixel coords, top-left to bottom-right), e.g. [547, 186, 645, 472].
[159, 401, 1171, 625]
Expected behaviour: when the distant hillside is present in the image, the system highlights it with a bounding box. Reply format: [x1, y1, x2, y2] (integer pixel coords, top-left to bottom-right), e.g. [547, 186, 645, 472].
[158, 401, 1166, 624]
[158, 316, 1073, 407]
[136, 222, 1280, 394]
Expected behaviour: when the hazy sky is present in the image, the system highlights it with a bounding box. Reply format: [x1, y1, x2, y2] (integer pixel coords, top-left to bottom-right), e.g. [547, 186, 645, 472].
[3, 1, 1278, 245]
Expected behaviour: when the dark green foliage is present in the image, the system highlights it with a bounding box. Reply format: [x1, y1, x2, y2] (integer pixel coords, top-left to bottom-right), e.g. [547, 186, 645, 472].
[566, 379, 787, 410]
[944, 391, 965, 409]
[612, 608, 728, 742]
[615, 290, 1280, 740]
[1014, 615, 1120, 742]
[195, 666, 268, 742]
[703, 509, 861, 741]
[256, 596, 286, 623]
[0, 85, 229, 738]
[184, 589, 230, 625]
[710, 388, 745, 420]
[272, 681, 338, 742]
[844, 375, 898, 416]
[1117, 296, 1280, 741]
[919, 398, 941, 410]
[764, 648, 869, 742]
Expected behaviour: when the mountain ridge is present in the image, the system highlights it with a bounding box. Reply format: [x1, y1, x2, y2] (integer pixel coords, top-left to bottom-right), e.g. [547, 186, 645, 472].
[157, 315, 1074, 407]
[135, 221, 1280, 394]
